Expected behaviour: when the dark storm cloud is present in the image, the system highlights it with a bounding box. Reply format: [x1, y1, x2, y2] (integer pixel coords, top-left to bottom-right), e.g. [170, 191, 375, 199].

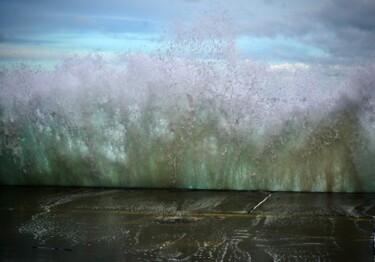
[0, 33, 6, 42]
[312, 0, 375, 63]
[319, 0, 375, 31]
[235, 0, 321, 39]
[237, 0, 375, 64]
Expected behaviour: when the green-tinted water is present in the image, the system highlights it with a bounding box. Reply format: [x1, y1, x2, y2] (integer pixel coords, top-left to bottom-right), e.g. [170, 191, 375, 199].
[0, 48, 374, 191]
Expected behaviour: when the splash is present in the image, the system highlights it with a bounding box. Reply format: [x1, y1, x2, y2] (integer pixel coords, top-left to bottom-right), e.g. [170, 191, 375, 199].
[0, 13, 374, 192]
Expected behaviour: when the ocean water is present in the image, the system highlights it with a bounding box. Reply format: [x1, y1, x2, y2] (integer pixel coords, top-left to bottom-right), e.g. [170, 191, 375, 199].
[0, 21, 374, 192]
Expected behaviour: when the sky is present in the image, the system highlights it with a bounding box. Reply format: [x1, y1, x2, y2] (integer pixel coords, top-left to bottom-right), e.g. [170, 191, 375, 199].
[0, 0, 374, 69]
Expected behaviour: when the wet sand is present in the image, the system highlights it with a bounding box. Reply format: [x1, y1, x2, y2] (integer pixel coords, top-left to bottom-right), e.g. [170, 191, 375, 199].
[1, 186, 374, 261]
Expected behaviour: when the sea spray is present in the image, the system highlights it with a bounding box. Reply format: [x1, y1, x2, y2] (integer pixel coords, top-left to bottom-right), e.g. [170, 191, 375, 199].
[0, 14, 374, 192]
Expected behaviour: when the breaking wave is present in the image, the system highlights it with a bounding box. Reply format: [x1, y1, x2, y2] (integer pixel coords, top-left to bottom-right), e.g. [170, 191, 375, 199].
[0, 14, 374, 192]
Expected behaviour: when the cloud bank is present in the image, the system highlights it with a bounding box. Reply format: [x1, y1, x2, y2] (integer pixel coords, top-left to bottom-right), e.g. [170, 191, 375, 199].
[0, 0, 374, 66]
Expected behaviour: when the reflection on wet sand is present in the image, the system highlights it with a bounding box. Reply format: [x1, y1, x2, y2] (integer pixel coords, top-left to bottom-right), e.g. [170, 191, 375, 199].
[1, 187, 374, 261]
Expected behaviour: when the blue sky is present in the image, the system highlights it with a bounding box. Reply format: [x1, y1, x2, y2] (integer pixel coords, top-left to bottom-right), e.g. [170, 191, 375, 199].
[0, 0, 374, 68]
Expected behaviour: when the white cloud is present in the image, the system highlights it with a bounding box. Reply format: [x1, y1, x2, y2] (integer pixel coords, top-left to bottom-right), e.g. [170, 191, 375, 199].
[269, 63, 309, 72]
